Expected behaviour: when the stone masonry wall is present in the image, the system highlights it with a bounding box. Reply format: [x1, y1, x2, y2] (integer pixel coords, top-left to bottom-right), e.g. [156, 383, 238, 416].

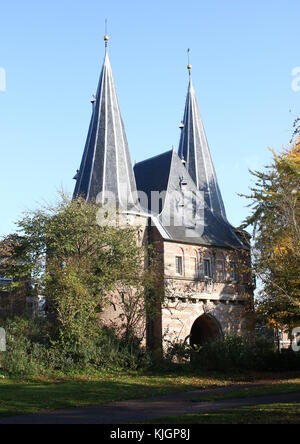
[161, 240, 253, 350]
[98, 219, 254, 355]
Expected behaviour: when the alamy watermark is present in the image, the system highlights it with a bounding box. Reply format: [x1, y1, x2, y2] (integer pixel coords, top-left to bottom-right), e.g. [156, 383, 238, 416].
[0, 328, 6, 352]
[95, 185, 205, 238]
[291, 67, 300, 92]
[0, 67, 6, 92]
[292, 327, 300, 352]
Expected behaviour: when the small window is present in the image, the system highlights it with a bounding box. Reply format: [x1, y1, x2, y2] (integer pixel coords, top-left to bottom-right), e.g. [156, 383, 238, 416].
[216, 260, 225, 282]
[203, 258, 212, 278]
[175, 256, 183, 276]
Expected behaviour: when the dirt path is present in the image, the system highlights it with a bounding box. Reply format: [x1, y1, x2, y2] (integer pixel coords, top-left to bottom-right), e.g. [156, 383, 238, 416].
[1, 386, 300, 424]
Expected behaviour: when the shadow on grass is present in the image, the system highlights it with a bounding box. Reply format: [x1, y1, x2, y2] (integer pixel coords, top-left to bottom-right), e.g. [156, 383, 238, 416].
[1, 368, 300, 418]
[148, 402, 300, 424]
[0, 372, 225, 418]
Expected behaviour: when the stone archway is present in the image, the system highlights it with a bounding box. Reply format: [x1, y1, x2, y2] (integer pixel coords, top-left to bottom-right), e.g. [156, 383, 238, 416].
[190, 314, 223, 348]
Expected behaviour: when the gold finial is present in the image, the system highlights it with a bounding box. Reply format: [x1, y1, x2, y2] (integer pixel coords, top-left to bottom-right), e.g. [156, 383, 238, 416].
[104, 19, 109, 49]
[187, 48, 192, 75]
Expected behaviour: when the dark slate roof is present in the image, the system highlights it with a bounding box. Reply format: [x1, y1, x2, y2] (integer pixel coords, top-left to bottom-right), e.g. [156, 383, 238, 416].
[178, 75, 227, 222]
[73, 46, 137, 208]
[134, 151, 173, 212]
[134, 150, 247, 249]
[163, 151, 246, 248]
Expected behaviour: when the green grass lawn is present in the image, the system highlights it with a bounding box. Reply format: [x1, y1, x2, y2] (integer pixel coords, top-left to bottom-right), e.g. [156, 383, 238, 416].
[0, 371, 230, 418]
[0, 371, 299, 419]
[191, 380, 300, 402]
[148, 402, 300, 424]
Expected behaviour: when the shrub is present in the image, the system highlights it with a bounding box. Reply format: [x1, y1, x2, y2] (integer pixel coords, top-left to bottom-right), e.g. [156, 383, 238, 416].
[0, 318, 51, 375]
[164, 340, 191, 364]
[167, 335, 300, 372]
[0, 318, 151, 376]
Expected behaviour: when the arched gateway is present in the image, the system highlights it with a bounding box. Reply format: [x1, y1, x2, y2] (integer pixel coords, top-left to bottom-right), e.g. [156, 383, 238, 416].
[190, 314, 223, 348]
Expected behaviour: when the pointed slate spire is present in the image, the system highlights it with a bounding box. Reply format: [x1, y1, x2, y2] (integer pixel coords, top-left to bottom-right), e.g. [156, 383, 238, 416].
[73, 35, 138, 208]
[178, 62, 227, 221]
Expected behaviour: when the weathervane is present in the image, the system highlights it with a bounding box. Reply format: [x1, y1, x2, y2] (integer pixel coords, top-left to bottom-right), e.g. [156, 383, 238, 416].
[187, 48, 192, 75]
[104, 18, 109, 50]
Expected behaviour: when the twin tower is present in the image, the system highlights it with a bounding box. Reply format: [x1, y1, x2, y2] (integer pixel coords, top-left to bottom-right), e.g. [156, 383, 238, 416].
[73, 35, 246, 249]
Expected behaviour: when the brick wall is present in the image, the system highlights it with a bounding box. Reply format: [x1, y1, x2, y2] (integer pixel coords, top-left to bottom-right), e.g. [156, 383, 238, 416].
[98, 216, 254, 355]
[161, 240, 254, 350]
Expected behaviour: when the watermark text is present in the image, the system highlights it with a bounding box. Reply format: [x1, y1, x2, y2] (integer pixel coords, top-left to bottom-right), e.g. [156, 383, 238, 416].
[0, 328, 6, 352]
[292, 327, 300, 352]
[291, 67, 300, 92]
[95, 185, 205, 238]
[0, 67, 6, 92]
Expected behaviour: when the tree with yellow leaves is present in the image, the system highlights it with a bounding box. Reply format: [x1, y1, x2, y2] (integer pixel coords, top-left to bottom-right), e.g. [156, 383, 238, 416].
[242, 136, 300, 331]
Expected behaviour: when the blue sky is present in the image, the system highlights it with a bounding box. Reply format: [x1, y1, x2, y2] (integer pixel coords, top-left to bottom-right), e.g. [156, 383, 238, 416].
[0, 0, 299, 236]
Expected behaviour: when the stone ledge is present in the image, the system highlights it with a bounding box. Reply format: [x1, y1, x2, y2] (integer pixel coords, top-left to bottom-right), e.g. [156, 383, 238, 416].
[165, 293, 249, 303]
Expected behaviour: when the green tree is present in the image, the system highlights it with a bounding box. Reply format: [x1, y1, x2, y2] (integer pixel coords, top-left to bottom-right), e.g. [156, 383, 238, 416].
[242, 139, 300, 331]
[0, 194, 148, 349]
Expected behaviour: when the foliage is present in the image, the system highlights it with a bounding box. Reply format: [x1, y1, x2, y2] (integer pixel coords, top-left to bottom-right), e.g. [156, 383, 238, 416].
[167, 335, 300, 372]
[0, 194, 151, 349]
[0, 317, 151, 376]
[292, 117, 300, 142]
[0, 194, 167, 375]
[164, 340, 191, 364]
[112, 245, 164, 347]
[0, 318, 49, 376]
[241, 139, 300, 330]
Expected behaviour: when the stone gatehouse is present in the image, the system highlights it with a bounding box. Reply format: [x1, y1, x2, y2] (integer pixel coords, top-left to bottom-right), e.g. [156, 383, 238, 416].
[72, 34, 254, 355]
